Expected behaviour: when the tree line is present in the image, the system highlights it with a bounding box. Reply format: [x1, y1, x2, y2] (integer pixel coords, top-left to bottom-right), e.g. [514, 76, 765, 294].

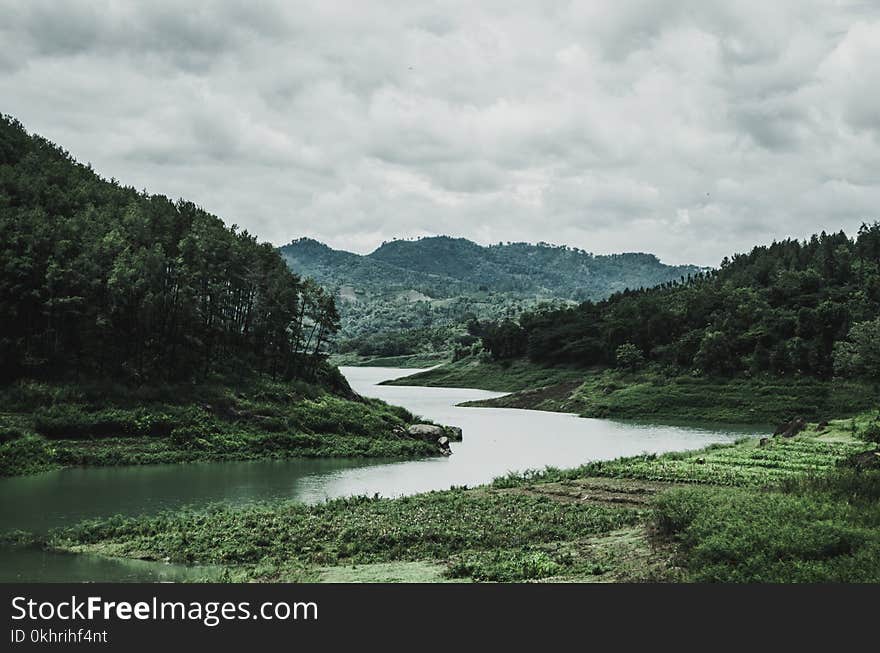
[0, 115, 339, 384]
[470, 225, 880, 380]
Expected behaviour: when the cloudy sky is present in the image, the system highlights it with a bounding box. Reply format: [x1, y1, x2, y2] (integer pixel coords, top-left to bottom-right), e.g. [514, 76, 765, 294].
[2, 1, 879, 265]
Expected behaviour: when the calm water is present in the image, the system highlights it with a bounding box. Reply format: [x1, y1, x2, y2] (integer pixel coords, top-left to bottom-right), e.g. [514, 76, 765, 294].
[0, 367, 763, 581]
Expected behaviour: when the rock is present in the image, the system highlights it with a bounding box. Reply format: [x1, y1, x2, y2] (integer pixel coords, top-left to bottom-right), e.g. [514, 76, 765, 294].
[391, 426, 408, 439]
[407, 424, 445, 442]
[759, 437, 770, 447]
[404, 423, 457, 454]
[774, 416, 807, 438]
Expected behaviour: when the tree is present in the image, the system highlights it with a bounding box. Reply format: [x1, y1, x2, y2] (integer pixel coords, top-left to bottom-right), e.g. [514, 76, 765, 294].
[834, 318, 880, 378]
[615, 343, 645, 370]
[0, 114, 341, 386]
[694, 331, 735, 375]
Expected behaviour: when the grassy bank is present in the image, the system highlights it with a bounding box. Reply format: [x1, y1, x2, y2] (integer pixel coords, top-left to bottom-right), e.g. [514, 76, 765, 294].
[45, 491, 643, 583]
[0, 375, 447, 478]
[383, 357, 586, 392]
[330, 351, 450, 368]
[390, 357, 877, 425]
[31, 414, 880, 583]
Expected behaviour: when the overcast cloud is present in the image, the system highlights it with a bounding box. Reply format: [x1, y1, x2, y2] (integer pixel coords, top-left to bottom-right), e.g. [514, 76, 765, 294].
[2, 0, 879, 265]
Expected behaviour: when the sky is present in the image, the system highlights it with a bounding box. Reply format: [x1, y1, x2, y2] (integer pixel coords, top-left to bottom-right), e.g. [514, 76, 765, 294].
[2, 1, 879, 266]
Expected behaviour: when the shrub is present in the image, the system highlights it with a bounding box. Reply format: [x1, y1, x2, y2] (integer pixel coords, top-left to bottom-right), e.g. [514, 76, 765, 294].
[652, 476, 880, 582]
[615, 343, 645, 370]
[447, 549, 564, 582]
[861, 419, 880, 445]
[0, 436, 56, 477]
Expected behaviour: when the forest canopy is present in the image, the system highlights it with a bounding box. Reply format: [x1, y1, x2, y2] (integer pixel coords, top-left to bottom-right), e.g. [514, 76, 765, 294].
[0, 115, 339, 384]
[471, 225, 880, 380]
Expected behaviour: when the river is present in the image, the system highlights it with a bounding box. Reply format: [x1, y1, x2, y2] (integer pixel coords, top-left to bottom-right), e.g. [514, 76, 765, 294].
[0, 367, 762, 581]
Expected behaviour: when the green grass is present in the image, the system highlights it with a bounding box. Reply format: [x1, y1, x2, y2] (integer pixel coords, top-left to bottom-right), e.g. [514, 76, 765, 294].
[653, 470, 880, 582]
[46, 490, 639, 582]
[317, 561, 459, 583]
[330, 351, 451, 368]
[569, 373, 877, 424]
[415, 357, 877, 424]
[491, 435, 871, 489]
[383, 357, 587, 392]
[0, 377, 443, 477]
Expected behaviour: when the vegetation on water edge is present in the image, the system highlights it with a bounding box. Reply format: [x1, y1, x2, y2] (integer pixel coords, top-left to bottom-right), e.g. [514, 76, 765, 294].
[383, 357, 587, 393]
[491, 432, 873, 489]
[46, 491, 640, 583]
[391, 357, 877, 424]
[330, 351, 450, 369]
[0, 375, 442, 477]
[32, 414, 880, 583]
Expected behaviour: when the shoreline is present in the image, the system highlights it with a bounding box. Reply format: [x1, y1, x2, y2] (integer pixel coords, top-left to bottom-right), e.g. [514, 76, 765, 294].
[31, 423, 877, 583]
[385, 357, 877, 425]
[0, 375, 452, 479]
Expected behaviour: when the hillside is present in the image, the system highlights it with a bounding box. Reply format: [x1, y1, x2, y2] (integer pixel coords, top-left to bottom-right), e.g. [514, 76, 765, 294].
[391, 226, 880, 423]
[0, 114, 452, 476]
[279, 236, 701, 360]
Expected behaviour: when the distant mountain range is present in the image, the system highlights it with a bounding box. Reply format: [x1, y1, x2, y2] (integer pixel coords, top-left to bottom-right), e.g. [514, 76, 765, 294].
[280, 236, 702, 340]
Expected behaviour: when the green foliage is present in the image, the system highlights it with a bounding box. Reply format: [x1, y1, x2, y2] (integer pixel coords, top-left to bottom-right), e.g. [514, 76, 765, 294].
[860, 417, 880, 445]
[590, 438, 868, 487]
[386, 356, 586, 393]
[492, 438, 870, 489]
[652, 471, 880, 582]
[33, 406, 178, 439]
[47, 491, 637, 577]
[446, 548, 564, 582]
[0, 377, 435, 476]
[406, 360, 876, 424]
[279, 236, 700, 350]
[0, 435, 57, 476]
[0, 115, 339, 385]
[834, 318, 880, 378]
[615, 343, 645, 370]
[572, 374, 875, 423]
[469, 225, 880, 379]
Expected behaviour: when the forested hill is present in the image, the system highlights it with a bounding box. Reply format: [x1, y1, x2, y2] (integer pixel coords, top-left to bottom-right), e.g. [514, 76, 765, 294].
[473, 226, 880, 380]
[283, 236, 701, 299]
[279, 236, 701, 340]
[0, 115, 339, 384]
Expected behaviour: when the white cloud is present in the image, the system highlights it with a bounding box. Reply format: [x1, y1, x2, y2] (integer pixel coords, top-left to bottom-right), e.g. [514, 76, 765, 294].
[1, 0, 878, 265]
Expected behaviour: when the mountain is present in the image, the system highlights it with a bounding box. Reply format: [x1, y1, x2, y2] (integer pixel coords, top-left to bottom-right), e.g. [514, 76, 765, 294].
[279, 236, 703, 346]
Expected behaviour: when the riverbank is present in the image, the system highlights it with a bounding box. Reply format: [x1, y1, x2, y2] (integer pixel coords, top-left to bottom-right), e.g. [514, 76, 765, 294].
[329, 351, 450, 368]
[0, 374, 456, 478]
[386, 358, 877, 424]
[32, 418, 880, 582]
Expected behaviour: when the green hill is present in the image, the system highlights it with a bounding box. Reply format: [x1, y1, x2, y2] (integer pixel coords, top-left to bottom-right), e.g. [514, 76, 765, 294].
[0, 114, 447, 476]
[280, 235, 701, 360]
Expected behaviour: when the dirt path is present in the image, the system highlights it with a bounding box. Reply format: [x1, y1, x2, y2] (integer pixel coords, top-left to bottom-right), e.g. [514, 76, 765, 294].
[494, 476, 685, 509]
